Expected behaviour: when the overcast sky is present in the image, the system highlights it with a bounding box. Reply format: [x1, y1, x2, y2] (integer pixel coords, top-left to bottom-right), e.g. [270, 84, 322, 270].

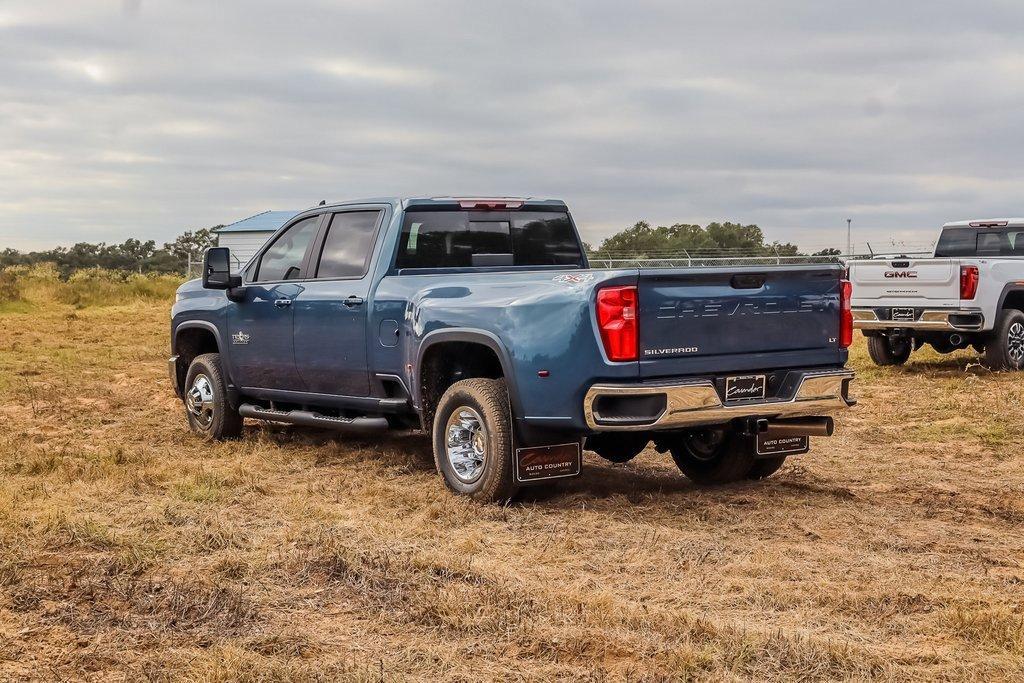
[3, 1, 1024, 253]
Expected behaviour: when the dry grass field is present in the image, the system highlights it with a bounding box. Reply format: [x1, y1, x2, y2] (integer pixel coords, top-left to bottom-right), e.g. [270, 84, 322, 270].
[1, 286, 1023, 681]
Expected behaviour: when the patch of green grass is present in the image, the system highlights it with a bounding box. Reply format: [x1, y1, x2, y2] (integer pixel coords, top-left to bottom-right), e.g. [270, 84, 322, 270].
[46, 513, 120, 550]
[0, 300, 35, 315]
[176, 470, 231, 503]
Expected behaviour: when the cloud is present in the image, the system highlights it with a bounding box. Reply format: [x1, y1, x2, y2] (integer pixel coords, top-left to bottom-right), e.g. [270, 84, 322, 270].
[314, 58, 435, 86]
[2, 0, 1024, 252]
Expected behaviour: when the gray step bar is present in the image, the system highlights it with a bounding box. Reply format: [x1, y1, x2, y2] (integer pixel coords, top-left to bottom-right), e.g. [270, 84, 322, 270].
[238, 404, 388, 433]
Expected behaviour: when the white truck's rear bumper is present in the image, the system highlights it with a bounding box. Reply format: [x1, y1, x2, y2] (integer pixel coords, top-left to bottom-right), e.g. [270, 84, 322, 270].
[852, 308, 985, 332]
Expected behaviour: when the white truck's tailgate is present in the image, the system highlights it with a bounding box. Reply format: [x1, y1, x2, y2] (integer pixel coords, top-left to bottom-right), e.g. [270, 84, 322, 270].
[850, 258, 960, 305]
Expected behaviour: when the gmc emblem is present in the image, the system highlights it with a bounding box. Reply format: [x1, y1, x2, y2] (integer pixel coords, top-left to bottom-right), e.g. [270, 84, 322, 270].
[884, 271, 918, 279]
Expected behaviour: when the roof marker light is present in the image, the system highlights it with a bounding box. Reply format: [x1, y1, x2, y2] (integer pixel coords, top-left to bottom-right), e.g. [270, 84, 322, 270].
[457, 198, 524, 210]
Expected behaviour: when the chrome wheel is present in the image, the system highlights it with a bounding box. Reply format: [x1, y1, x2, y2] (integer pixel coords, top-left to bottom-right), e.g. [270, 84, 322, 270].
[445, 406, 487, 483]
[187, 373, 215, 428]
[1008, 322, 1024, 363]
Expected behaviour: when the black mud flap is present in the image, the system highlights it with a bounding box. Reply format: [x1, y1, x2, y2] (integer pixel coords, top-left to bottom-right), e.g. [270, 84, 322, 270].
[515, 443, 582, 484]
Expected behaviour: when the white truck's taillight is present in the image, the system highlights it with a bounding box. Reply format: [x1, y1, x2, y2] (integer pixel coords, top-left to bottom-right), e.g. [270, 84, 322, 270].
[960, 265, 979, 300]
[839, 279, 853, 349]
[596, 285, 638, 361]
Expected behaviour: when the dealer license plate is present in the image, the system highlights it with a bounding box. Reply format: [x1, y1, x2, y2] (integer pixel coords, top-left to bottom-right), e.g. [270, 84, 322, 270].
[725, 374, 766, 402]
[756, 434, 809, 456]
[515, 443, 582, 483]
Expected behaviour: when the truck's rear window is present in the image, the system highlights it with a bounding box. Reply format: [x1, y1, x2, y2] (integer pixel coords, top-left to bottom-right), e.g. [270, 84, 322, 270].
[936, 227, 1024, 257]
[395, 211, 584, 270]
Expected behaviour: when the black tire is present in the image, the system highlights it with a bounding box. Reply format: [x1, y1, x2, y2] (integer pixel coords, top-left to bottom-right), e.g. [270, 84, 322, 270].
[867, 335, 911, 366]
[984, 309, 1024, 371]
[432, 378, 518, 503]
[585, 433, 649, 464]
[184, 353, 243, 440]
[667, 427, 755, 485]
[747, 456, 787, 480]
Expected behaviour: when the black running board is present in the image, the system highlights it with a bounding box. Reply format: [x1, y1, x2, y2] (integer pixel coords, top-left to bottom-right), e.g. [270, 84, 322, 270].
[238, 404, 388, 434]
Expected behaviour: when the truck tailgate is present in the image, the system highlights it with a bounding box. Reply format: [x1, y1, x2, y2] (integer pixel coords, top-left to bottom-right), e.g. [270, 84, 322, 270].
[637, 266, 843, 377]
[849, 258, 959, 303]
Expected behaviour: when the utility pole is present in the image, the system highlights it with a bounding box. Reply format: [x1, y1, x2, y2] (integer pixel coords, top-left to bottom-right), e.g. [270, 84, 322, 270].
[846, 218, 852, 256]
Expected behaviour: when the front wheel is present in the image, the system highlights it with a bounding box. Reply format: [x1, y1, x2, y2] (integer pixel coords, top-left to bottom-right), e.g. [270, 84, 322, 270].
[984, 309, 1024, 371]
[867, 335, 912, 366]
[432, 378, 518, 503]
[184, 353, 243, 440]
[667, 427, 755, 485]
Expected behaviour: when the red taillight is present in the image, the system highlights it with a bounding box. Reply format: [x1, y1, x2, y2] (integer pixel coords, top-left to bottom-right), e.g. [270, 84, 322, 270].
[839, 279, 853, 349]
[596, 286, 638, 361]
[457, 198, 524, 210]
[960, 265, 979, 300]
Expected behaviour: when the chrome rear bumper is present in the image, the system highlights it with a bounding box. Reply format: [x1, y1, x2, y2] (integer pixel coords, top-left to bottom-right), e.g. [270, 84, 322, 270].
[852, 308, 984, 332]
[583, 369, 855, 431]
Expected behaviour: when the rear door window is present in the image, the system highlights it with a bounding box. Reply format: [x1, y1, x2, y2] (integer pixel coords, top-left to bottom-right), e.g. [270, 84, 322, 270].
[314, 211, 381, 278]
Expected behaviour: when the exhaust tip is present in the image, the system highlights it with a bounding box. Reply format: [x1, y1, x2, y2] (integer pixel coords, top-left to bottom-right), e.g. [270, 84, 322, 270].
[764, 416, 834, 437]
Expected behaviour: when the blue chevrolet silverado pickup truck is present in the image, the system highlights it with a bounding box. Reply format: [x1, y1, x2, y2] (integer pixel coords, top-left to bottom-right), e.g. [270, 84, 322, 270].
[170, 197, 856, 502]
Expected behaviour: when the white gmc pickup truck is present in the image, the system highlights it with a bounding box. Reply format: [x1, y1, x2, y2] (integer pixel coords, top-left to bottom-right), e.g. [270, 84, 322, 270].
[849, 219, 1024, 370]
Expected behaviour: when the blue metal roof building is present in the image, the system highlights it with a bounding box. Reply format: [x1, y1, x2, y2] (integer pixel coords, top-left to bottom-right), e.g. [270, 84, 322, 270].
[213, 210, 298, 269]
[214, 210, 299, 234]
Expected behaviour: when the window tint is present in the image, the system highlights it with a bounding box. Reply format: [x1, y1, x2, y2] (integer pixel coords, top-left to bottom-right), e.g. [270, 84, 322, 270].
[936, 227, 1024, 257]
[315, 211, 381, 278]
[395, 211, 583, 269]
[979, 230, 1024, 256]
[934, 228, 976, 257]
[511, 214, 582, 265]
[255, 216, 320, 281]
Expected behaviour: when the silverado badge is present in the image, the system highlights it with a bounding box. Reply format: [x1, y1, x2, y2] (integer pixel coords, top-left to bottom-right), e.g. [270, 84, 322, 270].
[232, 331, 250, 345]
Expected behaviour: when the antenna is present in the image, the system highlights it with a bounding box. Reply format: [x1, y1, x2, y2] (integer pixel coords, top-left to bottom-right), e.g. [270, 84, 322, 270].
[318, 200, 326, 206]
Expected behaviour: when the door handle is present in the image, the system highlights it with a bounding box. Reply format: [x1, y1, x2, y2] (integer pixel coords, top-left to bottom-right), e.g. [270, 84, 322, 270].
[274, 299, 292, 308]
[343, 296, 365, 307]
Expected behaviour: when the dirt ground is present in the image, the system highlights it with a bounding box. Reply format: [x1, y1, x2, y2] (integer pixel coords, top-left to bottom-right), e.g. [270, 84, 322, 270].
[0, 301, 1022, 681]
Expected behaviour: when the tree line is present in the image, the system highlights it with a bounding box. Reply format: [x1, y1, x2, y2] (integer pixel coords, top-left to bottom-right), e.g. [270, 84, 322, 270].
[0, 228, 218, 277]
[588, 220, 840, 259]
[1, 219, 840, 278]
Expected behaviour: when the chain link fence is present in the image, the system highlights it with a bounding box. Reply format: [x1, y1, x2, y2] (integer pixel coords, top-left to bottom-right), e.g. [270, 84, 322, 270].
[586, 250, 934, 269]
[183, 251, 247, 279]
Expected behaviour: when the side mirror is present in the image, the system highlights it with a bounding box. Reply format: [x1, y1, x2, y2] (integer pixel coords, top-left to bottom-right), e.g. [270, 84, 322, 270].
[202, 247, 241, 290]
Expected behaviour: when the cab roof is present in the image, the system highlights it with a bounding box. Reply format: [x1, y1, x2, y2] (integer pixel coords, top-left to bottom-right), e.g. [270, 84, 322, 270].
[943, 218, 1024, 229]
[306, 196, 569, 212]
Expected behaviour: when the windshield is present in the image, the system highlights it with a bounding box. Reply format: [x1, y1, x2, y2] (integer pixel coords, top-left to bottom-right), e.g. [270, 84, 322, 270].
[395, 210, 585, 270]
